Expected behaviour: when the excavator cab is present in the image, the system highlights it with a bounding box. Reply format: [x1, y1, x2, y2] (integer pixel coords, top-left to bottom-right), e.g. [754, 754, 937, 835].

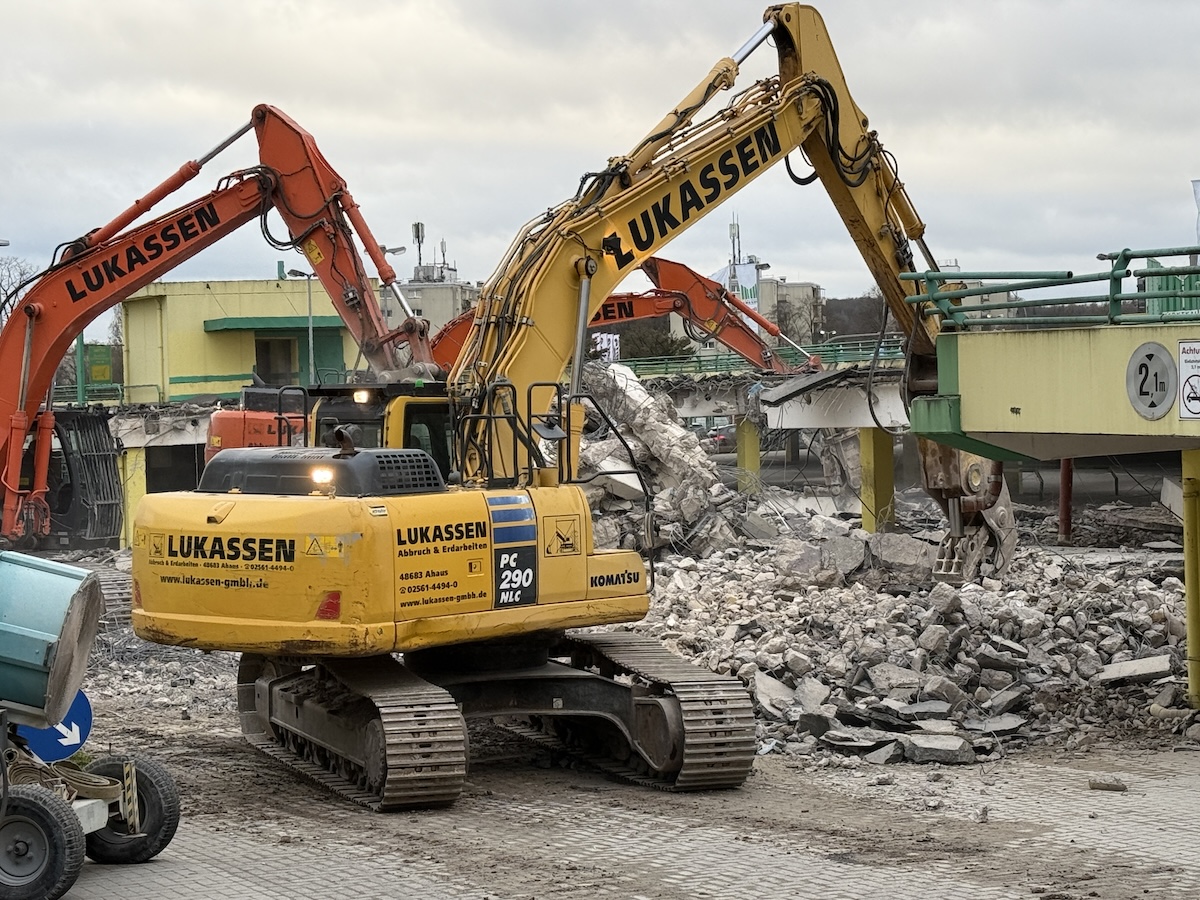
[308, 383, 455, 481]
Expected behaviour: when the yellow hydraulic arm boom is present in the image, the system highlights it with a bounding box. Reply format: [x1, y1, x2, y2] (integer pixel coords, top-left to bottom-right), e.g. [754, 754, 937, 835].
[450, 4, 938, 469]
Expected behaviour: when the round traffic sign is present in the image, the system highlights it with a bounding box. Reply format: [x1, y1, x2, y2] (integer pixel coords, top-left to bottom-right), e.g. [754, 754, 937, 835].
[15, 689, 92, 762]
[1126, 342, 1176, 420]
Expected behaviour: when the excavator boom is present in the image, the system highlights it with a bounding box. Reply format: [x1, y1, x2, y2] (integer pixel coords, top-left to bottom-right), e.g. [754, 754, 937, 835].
[448, 4, 937, 487]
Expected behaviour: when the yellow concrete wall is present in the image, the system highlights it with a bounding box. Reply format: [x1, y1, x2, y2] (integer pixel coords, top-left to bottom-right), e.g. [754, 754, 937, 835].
[955, 324, 1200, 440]
[119, 447, 147, 548]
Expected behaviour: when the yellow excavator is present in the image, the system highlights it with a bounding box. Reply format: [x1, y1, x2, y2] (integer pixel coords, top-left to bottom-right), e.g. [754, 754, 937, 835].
[132, 3, 1008, 809]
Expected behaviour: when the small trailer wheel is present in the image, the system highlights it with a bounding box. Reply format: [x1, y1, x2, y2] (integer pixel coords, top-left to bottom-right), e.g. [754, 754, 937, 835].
[83, 755, 180, 864]
[0, 784, 85, 900]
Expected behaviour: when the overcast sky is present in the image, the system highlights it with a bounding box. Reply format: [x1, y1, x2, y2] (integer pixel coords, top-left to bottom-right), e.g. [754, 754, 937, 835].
[4, 0, 1200, 333]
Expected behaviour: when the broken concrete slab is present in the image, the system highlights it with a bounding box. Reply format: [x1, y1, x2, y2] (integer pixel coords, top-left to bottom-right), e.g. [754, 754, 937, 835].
[902, 733, 977, 765]
[963, 714, 1027, 735]
[867, 662, 922, 692]
[792, 676, 831, 713]
[864, 741, 905, 765]
[899, 699, 952, 720]
[752, 670, 795, 718]
[975, 644, 1023, 672]
[922, 675, 969, 709]
[819, 726, 894, 750]
[741, 512, 779, 541]
[823, 536, 867, 575]
[988, 686, 1029, 716]
[1093, 655, 1173, 685]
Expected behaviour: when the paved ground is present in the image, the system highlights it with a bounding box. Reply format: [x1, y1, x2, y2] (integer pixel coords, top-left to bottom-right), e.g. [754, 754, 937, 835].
[67, 722, 1200, 900]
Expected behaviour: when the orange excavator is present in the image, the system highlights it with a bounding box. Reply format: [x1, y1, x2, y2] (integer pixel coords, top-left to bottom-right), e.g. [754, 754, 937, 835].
[0, 104, 436, 546]
[432, 255, 819, 376]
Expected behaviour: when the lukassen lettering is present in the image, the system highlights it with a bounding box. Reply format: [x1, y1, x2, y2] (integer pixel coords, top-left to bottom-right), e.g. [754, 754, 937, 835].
[590, 299, 636, 323]
[396, 521, 488, 546]
[66, 203, 222, 303]
[167, 534, 296, 562]
[605, 121, 782, 270]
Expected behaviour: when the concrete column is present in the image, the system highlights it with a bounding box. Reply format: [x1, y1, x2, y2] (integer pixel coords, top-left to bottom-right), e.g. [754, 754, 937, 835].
[859, 427, 895, 532]
[784, 430, 803, 465]
[1184, 449, 1200, 708]
[735, 418, 761, 496]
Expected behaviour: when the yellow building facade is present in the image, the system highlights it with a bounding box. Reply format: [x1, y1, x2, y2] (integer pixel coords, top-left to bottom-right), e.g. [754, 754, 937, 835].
[123, 277, 364, 402]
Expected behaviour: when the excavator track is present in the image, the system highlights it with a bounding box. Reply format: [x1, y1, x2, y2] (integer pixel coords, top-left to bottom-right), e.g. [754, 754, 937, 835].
[238, 655, 468, 811]
[506, 632, 756, 791]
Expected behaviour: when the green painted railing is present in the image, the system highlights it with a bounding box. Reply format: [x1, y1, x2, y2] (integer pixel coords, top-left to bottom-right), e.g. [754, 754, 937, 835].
[621, 337, 904, 377]
[901, 244, 1200, 329]
[50, 383, 123, 404]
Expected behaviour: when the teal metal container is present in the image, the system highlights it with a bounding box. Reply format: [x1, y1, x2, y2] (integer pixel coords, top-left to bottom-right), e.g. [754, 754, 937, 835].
[0, 552, 102, 728]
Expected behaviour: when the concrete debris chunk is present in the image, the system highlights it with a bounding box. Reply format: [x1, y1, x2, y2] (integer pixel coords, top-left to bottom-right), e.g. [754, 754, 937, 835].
[823, 536, 867, 575]
[867, 662, 922, 692]
[917, 624, 951, 654]
[792, 676, 831, 713]
[867, 532, 934, 577]
[974, 644, 1023, 672]
[864, 741, 905, 765]
[1087, 776, 1128, 792]
[988, 686, 1029, 716]
[1093, 656, 1172, 685]
[963, 714, 1027, 735]
[989, 636, 1030, 659]
[921, 675, 969, 710]
[902, 733, 977, 765]
[899, 699, 952, 720]
[752, 670, 795, 719]
[820, 727, 893, 750]
[774, 540, 825, 578]
[927, 581, 962, 615]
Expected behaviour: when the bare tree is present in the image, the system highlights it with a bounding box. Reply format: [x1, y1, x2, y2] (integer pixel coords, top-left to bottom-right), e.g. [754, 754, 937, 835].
[0, 256, 38, 327]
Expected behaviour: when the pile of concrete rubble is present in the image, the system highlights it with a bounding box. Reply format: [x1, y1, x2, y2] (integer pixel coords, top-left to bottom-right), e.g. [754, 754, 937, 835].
[581, 364, 1197, 765]
[637, 538, 1191, 766]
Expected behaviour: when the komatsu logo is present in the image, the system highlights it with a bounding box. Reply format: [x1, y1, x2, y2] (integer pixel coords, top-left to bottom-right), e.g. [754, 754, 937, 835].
[66, 203, 222, 303]
[166, 534, 295, 563]
[604, 121, 782, 270]
[589, 570, 642, 589]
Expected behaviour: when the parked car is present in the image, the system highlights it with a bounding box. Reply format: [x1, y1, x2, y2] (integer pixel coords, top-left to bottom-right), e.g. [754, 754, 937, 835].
[704, 424, 737, 453]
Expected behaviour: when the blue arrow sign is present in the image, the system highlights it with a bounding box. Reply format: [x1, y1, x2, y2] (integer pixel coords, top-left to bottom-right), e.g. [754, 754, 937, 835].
[16, 689, 93, 763]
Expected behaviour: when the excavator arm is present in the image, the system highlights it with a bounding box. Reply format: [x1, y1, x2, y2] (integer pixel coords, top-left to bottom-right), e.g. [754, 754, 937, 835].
[0, 104, 432, 544]
[430, 254, 818, 375]
[449, 4, 932, 475]
[448, 3, 1009, 579]
[639, 256, 818, 375]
